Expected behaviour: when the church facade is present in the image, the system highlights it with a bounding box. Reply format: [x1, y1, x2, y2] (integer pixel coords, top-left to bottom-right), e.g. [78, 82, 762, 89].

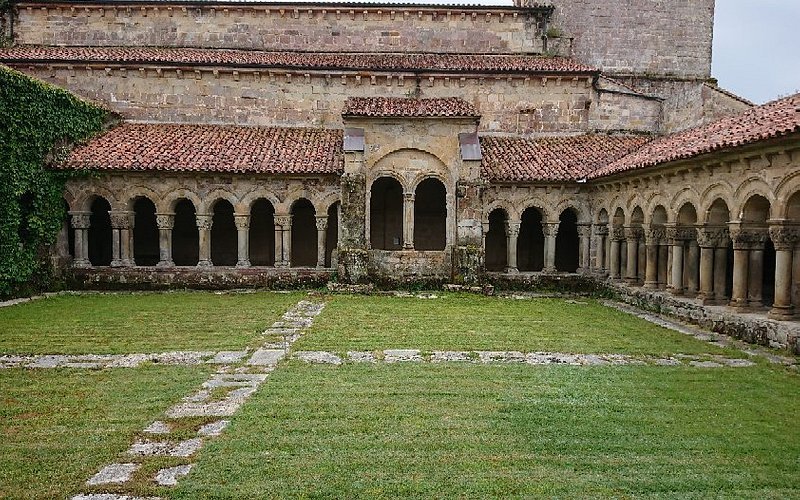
[1, 1, 799, 334]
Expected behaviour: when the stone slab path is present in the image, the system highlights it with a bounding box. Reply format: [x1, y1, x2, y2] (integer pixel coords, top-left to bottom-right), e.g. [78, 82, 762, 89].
[0, 351, 249, 369]
[69, 299, 325, 500]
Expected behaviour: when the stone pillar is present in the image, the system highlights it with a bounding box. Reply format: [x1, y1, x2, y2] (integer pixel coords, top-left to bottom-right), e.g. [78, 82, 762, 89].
[747, 231, 767, 309]
[70, 211, 92, 268]
[109, 211, 133, 267]
[578, 225, 591, 273]
[274, 215, 291, 268]
[403, 192, 415, 250]
[316, 216, 328, 268]
[768, 223, 799, 320]
[668, 227, 684, 295]
[643, 227, 664, 289]
[684, 239, 700, 297]
[728, 225, 750, 309]
[657, 242, 669, 289]
[696, 226, 726, 304]
[609, 227, 623, 280]
[793, 242, 800, 312]
[542, 222, 558, 273]
[155, 213, 175, 268]
[624, 227, 640, 284]
[595, 226, 608, 274]
[235, 214, 251, 268]
[713, 245, 728, 304]
[505, 221, 520, 273]
[196, 214, 213, 267]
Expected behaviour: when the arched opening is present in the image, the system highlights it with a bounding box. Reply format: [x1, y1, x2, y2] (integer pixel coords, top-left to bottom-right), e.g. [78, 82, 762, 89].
[555, 208, 579, 272]
[596, 208, 609, 271]
[650, 205, 668, 289]
[291, 198, 317, 267]
[132, 197, 159, 266]
[485, 208, 508, 272]
[674, 203, 699, 295]
[627, 206, 645, 284]
[707, 199, 734, 301]
[211, 200, 237, 266]
[742, 195, 774, 307]
[370, 177, 404, 250]
[518, 207, 544, 272]
[325, 202, 339, 268]
[414, 178, 447, 251]
[88, 196, 112, 266]
[172, 199, 199, 266]
[611, 208, 626, 278]
[249, 199, 275, 266]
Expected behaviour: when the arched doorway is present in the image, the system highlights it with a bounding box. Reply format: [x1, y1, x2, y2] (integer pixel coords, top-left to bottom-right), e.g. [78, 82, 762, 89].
[518, 207, 545, 272]
[485, 208, 508, 272]
[88, 196, 112, 266]
[555, 208, 579, 272]
[414, 178, 447, 251]
[291, 198, 317, 267]
[211, 200, 237, 266]
[172, 199, 199, 266]
[133, 197, 159, 266]
[249, 199, 275, 266]
[370, 177, 404, 250]
[325, 202, 339, 268]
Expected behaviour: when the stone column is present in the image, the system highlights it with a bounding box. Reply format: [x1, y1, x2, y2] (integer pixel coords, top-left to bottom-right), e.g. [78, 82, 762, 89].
[657, 242, 669, 289]
[505, 221, 520, 273]
[274, 215, 291, 268]
[70, 211, 92, 268]
[793, 242, 800, 312]
[235, 214, 251, 268]
[109, 211, 133, 267]
[403, 192, 415, 250]
[542, 222, 558, 273]
[624, 227, 640, 284]
[728, 224, 750, 309]
[747, 231, 768, 309]
[667, 227, 684, 295]
[155, 213, 175, 267]
[713, 244, 729, 304]
[643, 227, 664, 289]
[595, 226, 608, 274]
[609, 227, 623, 280]
[316, 216, 329, 268]
[696, 228, 717, 304]
[196, 214, 213, 267]
[577, 225, 591, 273]
[685, 238, 700, 297]
[768, 223, 799, 320]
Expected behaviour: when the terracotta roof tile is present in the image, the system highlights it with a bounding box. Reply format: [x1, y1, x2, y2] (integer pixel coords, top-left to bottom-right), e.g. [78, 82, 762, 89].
[481, 134, 652, 182]
[591, 93, 800, 179]
[0, 46, 597, 75]
[342, 97, 479, 118]
[60, 122, 343, 174]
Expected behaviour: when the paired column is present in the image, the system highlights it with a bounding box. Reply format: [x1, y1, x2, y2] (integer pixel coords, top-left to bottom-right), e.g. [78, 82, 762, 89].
[542, 223, 559, 273]
[594, 226, 608, 275]
[667, 226, 685, 295]
[768, 222, 800, 320]
[235, 214, 251, 268]
[696, 226, 728, 304]
[505, 221, 520, 273]
[577, 225, 592, 273]
[609, 227, 624, 280]
[110, 211, 134, 267]
[728, 224, 767, 310]
[403, 193, 415, 250]
[70, 211, 92, 268]
[196, 214, 213, 267]
[274, 215, 291, 268]
[155, 213, 175, 267]
[316, 216, 328, 268]
[643, 226, 664, 289]
[624, 226, 642, 285]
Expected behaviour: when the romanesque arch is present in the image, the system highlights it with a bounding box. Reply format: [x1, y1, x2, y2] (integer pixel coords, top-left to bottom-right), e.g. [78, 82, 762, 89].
[211, 199, 237, 266]
[555, 208, 579, 273]
[290, 198, 317, 267]
[88, 196, 112, 266]
[172, 198, 199, 266]
[370, 177, 404, 250]
[485, 208, 508, 272]
[249, 198, 275, 267]
[518, 206, 545, 272]
[413, 177, 447, 251]
[132, 196, 159, 266]
[325, 202, 340, 268]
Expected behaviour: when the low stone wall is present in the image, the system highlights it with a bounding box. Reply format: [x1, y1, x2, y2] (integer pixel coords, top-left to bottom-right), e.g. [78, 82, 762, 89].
[610, 283, 800, 354]
[485, 272, 607, 295]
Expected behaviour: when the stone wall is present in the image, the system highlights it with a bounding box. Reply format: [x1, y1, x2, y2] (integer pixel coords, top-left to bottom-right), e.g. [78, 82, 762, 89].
[545, 0, 715, 79]
[13, 64, 597, 134]
[13, 2, 547, 54]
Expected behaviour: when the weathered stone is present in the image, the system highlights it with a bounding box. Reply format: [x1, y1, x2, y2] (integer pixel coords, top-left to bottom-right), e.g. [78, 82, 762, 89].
[348, 351, 376, 363]
[207, 351, 248, 364]
[431, 351, 472, 362]
[170, 438, 204, 457]
[86, 463, 139, 485]
[384, 349, 422, 363]
[294, 351, 343, 365]
[247, 349, 286, 366]
[197, 420, 229, 437]
[479, 351, 526, 363]
[143, 421, 171, 434]
[154, 464, 193, 486]
[689, 360, 723, 368]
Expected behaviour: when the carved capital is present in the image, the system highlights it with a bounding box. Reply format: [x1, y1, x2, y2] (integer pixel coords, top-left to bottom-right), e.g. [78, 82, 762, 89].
[645, 227, 666, 245]
[696, 226, 729, 248]
[623, 226, 643, 241]
[577, 225, 592, 238]
[109, 211, 132, 229]
[274, 215, 292, 227]
[403, 193, 415, 202]
[505, 221, 521, 237]
[234, 215, 250, 230]
[70, 211, 92, 230]
[729, 227, 768, 250]
[315, 216, 329, 231]
[611, 227, 625, 241]
[769, 225, 800, 251]
[542, 223, 559, 238]
[594, 225, 609, 237]
[195, 214, 213, 230]
[666, 226, 695, 242]
[156, 214, 175, 230]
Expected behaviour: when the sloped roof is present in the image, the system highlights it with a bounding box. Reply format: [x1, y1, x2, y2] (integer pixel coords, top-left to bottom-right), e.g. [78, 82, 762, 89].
[591, 92, 800, 179]
[343, 97, 479, 118]
[0, 46, 597, 75]
[60, 123, 343, 174]
[481, 134, 651, 182]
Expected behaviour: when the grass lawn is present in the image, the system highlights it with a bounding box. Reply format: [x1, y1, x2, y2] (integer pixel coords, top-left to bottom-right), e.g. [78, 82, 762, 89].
[0, 366, 211, 499]
[174, 362, 800, 498]
[294, 294, 734, 356]
[0, 291, 302, 354]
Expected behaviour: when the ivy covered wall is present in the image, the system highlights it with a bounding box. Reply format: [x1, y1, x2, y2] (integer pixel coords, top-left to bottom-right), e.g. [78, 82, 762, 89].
[0, 65, 109, 298]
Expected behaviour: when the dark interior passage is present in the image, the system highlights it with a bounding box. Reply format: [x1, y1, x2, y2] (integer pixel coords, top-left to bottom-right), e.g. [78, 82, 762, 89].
[172, 199, 199, 266]
[291, 198, 317, 267]
[485, 209, 508, 272]
[518, 207, 544, 272]
[370, 177, 403, 250]
[211, 200, 237, 266]
[88, 197, 112, 266]
[325, 202, 339, 267]
[133, 197, 159, 266]
[413, 178, 447, 251]
[249, 199, 275, 266]
[555, 209, 579, 272]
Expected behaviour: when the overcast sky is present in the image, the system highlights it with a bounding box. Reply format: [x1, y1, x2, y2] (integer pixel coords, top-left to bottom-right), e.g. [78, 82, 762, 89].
[712, 0, 800, 104]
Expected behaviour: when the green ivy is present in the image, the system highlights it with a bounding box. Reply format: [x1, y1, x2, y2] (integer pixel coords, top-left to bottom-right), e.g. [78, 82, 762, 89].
[0, 65, 108, 298]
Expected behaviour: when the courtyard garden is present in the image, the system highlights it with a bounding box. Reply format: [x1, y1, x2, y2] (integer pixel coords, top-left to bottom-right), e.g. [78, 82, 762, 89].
[1, 291, 798, 499]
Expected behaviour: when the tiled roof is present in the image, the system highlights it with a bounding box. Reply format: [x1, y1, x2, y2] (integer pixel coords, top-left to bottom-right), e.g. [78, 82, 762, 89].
[342, 97, 479, 118]
[591, 92, 800, 179]
[60, 123, 343, 174]
[481, 134, 652, 182]
[0, 46, 597, 74]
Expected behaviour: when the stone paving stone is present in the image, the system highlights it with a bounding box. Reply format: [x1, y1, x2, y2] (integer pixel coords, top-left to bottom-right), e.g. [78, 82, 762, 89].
[247, 349, 286, 366]
[127, 440, 173, 457]
[183, 390, 211, 403]
[203, 373, 267, 389]
[108, 354, 150, 368]
[431, 351, 472, 362]
[294, 351, 342, 365]
[197, 420, 229, 437]
[166, 399, 246, 418]
[170, 437, 204, 457]
[719, 358, 756, 367]
[207, 351, 248, 364]
[64, 362, 103, 369]
[154, 464, 193, 486]
[348, 351, 376, 363]
[143, 421, 171, 434]
[27, 355, 68, 368]
[73, 495, 161, 500]
[581, 354, 611, 366]
[479, 351, 526, 363]
[689, 360, 723, 368]
[384, 349, 422, 362]
[86, 463, 140, 485]
[653, 358, 682, 366]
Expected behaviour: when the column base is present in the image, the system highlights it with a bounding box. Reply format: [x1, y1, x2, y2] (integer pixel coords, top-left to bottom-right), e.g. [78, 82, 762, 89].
[110, 259, 125, 267]
[156, 260, 175, 268]
[275, 261, 290, 268]
[505, 267, 519, 274]
[643, 281, 659, 289]
[669, 287, 684, 296]
[74, 259, 91, 269]
[768, 306, 796, 321]
[197, 260, 213, 268]
[543, 266, 557, 274]
[236, 260, 251, 268]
